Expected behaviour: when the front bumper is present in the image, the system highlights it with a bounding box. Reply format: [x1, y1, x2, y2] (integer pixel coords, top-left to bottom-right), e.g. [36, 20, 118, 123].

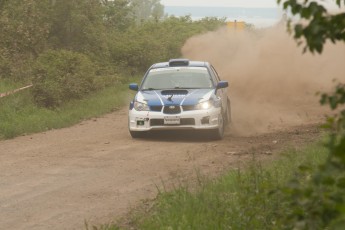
[128, 107, 221, 132]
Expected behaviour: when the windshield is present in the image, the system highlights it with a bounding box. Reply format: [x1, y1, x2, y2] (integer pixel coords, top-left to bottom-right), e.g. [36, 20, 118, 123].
[141, 67, 213, 90]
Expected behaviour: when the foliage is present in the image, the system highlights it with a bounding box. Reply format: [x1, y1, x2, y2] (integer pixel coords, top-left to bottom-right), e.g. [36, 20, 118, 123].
[101, 0, 135, 31]
[31, 50, 97, 108]
[0, 0, 51, 57]
[0, 0, 225, 107]
[110, 16, 225, 74]
[0, 0, 51, 79]
[0, 80, 130, 139]
[0, 79, 23, 94]
[279, 0, 345, 54]
[130, 0, 164, 24]
[277, 1, 345, 229]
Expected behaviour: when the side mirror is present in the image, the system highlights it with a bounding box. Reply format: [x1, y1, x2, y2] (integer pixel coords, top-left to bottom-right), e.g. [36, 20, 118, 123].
[129, 83, 139, 91]
[217, 81, 228, 89]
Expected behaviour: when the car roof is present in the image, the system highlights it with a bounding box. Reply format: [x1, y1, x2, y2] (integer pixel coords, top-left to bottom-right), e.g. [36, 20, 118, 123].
[150, 59, 210, 69]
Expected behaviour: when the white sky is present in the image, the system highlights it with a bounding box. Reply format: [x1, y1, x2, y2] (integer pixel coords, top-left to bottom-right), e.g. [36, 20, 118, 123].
[160, 0, 342, 9]
[160, 0, 279, 8]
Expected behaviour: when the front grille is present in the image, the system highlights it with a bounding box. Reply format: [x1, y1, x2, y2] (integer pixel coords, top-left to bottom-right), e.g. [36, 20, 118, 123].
[181, 118, 195, 125]
[182, 105, 196, 111]
[150, 106, 163, 112]
[150, 119, 164, 126]
[150, 118, 195, 126]
[163, 105, 181, 114]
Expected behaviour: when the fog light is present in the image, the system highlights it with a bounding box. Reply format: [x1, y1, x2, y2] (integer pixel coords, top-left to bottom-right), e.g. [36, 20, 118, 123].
[201, 116, 210, 125]
[137, 120, 145, 126]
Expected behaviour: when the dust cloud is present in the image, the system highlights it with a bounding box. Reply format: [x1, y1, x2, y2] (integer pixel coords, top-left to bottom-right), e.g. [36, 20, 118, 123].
[182, 24, 345, 135]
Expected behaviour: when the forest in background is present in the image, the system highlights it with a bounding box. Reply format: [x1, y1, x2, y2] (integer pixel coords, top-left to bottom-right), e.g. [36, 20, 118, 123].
[0, 0, 225, 107]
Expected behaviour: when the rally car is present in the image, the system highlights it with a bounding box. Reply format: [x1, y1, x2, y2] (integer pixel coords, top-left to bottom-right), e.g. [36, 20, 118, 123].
[128, 59, 231, 140]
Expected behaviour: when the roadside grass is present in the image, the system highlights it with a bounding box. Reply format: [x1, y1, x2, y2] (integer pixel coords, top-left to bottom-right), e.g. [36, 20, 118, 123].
[0, 83, 131, 139]
[108, 141, 328, 230]
[0, 79, 24, 92]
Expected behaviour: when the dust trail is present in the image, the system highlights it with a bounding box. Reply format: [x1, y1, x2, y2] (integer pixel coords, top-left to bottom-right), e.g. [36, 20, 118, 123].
[182, 24, 345, 135]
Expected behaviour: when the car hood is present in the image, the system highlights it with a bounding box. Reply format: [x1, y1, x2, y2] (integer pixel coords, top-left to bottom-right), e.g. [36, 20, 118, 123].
[136, 89, 214, 106]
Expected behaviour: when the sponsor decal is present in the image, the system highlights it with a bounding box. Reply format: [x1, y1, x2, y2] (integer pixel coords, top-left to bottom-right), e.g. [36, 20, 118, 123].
[161, 94, 185, 99]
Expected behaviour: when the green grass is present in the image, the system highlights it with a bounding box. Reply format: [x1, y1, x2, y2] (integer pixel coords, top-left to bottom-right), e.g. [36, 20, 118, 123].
[109, 142, 328, 230]
[0, 79, 24, 92]
[0, 83, 131, 139]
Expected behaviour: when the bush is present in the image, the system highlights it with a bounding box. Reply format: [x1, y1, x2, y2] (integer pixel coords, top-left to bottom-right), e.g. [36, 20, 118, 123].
[110, 16, 226, 75]
[274, 83, 345, 230]
[32, 50, 97, 108]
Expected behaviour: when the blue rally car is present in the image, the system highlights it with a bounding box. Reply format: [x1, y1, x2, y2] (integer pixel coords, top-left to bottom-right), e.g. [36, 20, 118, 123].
[128, 59, 231, 140]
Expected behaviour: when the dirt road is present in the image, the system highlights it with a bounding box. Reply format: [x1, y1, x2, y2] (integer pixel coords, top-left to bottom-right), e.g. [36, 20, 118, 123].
[0, 107, 322, 230]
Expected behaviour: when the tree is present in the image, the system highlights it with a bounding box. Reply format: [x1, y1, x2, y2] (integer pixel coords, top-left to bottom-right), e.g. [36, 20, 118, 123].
[277, 1, 345, 229]
[0, 0, 51, 79]
[0, 0, 51, 57]
[101, 0, 135, 31]
[48, 0, 108, 57]
[279, 0, 345, 53]
[130, 0, 164, 23]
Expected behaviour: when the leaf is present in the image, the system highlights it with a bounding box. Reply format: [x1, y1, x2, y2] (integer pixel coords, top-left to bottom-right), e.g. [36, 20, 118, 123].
[295, 24, 304, 38]
[298, 164, 312, 172]
[300, 8, 311, 19]
[322, 176, 335, 186]
[315, 43, 323, 54]
[337, 177, 345, 189]
[329, 216, 345, 230]
[330, 96, 339, 110]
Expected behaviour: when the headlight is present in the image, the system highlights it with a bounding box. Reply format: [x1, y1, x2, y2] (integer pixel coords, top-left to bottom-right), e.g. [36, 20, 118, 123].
[134, 101, 150, 111]
[196, 100, 214, 110]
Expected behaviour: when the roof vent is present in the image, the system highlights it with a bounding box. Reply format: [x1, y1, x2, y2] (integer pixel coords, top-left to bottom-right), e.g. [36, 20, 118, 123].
[169, 59, 189, 67]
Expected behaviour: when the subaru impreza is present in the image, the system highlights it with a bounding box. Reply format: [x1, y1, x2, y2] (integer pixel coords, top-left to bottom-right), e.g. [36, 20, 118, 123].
[128, 59, 231, 140]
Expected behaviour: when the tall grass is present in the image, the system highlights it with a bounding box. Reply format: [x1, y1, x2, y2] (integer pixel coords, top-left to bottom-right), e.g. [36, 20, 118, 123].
[0, 83, 130, 139]
[0, 79, 23, 92]
[114, 143, 328, 230]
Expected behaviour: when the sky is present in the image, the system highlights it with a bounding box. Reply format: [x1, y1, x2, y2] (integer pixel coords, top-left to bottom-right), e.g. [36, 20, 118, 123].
[160, 0, 342, 9]
[160, 0, 279, 8]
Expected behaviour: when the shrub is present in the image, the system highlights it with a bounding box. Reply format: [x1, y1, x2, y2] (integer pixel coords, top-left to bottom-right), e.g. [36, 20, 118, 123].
[110, 16, 226, 75]
[32, 50, 97, 108]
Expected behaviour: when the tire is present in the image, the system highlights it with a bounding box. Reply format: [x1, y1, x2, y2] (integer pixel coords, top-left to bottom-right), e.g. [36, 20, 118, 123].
[225, 99, 232, 128]
[210, 113, 224, 140]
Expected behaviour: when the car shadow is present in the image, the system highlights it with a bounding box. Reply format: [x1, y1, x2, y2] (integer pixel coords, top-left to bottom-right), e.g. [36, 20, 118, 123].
[134, 130, 224, 143]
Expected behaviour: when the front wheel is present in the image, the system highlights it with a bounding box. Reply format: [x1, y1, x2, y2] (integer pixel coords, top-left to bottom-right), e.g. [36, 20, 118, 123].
[210, 113, 224, 140]
[225, 99, 232, 127]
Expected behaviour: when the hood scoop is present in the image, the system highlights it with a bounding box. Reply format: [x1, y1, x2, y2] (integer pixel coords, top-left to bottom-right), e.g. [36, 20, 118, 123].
[161, 89, 188, 95]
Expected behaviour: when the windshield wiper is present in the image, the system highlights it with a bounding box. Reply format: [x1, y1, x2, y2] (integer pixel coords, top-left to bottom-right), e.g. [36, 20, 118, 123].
[142, 88, 157, 91]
